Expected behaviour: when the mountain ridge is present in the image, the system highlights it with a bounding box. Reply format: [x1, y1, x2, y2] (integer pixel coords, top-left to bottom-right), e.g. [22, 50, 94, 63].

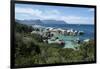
[16, 19, 68, 25]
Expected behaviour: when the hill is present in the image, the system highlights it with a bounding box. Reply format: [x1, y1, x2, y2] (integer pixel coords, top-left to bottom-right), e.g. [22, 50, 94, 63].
[16, 19, 68, 26]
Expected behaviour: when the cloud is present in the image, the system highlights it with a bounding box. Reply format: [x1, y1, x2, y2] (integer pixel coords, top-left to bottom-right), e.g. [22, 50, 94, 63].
[15, 7, 42, 16]
[61, 15, 94, 24]
[40, 15, 94, 24]
[45, 10, 60, 15]
[15, 7, 94, 24]
[88, 8, 94, 12]
[15, 7, 60, 19]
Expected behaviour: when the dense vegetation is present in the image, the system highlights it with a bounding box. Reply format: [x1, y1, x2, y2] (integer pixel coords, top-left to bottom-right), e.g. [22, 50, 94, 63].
[14, 22, 95, 67]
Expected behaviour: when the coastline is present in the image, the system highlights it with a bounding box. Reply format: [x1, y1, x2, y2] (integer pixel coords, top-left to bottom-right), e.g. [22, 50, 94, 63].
[31, 24, 94, 49]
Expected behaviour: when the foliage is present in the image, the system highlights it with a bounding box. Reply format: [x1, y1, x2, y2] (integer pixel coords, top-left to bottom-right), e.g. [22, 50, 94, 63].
[15, 22, 33, 33]
[14, 22, 95, 67]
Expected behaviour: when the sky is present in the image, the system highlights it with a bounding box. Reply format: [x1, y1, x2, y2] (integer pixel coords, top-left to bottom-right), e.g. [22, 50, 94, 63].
[15, 3, 94, 24]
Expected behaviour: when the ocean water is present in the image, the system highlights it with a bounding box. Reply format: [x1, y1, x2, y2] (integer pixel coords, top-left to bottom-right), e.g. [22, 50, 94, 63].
[34, 24, 94, 49]
[54, 35, 80, 48]
[43, 24, 94, 40]
[43, 24, 94, 49]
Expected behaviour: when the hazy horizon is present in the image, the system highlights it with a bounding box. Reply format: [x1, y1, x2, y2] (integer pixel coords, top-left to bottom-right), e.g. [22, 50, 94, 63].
[15, 3, 95, 24]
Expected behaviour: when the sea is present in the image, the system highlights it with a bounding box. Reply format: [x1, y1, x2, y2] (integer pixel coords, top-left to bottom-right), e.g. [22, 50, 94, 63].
[43, 24, 94, 40]
[33, 24, 95, 49]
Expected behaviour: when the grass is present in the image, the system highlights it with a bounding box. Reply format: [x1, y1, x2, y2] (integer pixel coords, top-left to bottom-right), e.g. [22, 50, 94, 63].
[14, 22, 95, 67]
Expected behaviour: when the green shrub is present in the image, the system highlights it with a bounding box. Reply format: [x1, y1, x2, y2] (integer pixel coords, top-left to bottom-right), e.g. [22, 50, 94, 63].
[14, 22, 95, 67]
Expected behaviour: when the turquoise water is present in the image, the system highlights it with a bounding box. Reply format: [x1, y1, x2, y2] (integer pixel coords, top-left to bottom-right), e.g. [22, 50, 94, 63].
[53, 34, 79, 49]
[43, 24, 94, 40]
[56, 35, 77, 41]
[41, 24, 94, 49]
[64, 41, 79, 49]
